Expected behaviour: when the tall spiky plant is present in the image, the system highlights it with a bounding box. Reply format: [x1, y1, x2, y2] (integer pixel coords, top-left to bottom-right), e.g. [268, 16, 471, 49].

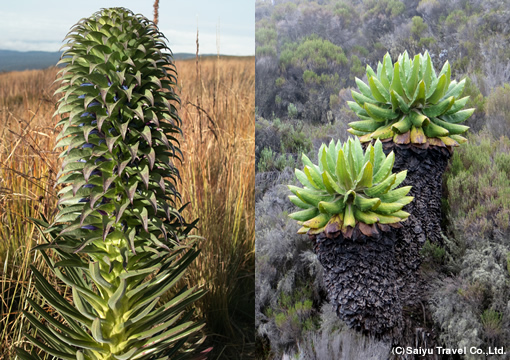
[16, 8, 206, 360]
[288, 138, 414, 335]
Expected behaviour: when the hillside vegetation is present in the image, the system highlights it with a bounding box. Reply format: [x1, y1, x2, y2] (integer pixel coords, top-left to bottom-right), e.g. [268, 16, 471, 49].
[0, 56, 255, 359]
[255, 0, 510, 358]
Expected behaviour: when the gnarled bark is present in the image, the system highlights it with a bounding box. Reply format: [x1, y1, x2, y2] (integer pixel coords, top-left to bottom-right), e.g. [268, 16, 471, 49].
[311, 143, 451, 352]
[386, 143, 451, 358]
[385, 143, 451, 250]
[311, 229, 402, 337]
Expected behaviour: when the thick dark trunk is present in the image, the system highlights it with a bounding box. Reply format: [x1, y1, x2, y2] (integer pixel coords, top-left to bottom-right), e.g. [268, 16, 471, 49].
[385, 144, 451, 358]
[386, 144, 451, 250]
[312, 144, 451, 350]
[312, 230, 402, 337]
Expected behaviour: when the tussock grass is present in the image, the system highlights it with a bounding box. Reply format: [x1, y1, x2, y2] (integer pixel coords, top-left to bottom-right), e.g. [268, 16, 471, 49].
[176, 56, 255, 358]
[0, 67, 60, 358]
[0, 56, 254, 359]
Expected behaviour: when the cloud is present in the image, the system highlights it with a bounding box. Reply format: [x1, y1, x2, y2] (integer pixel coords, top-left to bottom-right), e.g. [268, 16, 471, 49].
[161, 28, 253, 56]
[0, 41, 63, 52]
[0, 10, 68, 51]
[0, 5, 253, 55]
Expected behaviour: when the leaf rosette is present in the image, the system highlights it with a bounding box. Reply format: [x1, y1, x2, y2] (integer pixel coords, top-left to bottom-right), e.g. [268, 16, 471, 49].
[288, 138, 413, 238]
[348, 51, 474, 148]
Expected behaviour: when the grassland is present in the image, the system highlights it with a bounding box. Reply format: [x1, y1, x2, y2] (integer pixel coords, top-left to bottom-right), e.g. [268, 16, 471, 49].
[0, 55, 254, 359]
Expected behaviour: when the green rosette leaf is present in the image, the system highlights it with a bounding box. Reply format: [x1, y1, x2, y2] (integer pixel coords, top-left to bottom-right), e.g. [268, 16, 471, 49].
[288, 138, 413, 238]
[348, 51, 473, 148]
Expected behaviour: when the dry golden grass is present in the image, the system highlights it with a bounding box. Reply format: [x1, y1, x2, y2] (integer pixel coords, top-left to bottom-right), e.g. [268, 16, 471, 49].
[0, 55, 254, 359]
[0, 67, 61, 358]
[176, 56, 255, 358]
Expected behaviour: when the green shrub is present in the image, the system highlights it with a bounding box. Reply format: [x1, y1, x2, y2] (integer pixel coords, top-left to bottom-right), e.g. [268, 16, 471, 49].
[275, 76, 286, 88]
[257, 45, 277, 58]
[329, 94, 340, 110]
[280, 35, 347, 71]
[258, 147, 295, 172]
[445, 9, 468, 28]
[485, 83, 510, 138]
[418, 36, 436, 47]
[446, 130, 510, 237]
[363, 0, 405, 18]
[332, 2, 358, 25]
[411, 16, 428, 39]
[464, 77, 485, 117]
[480, 309, 503, 339]
[421, 239, 446, 263]
[287, 103, 298, 119]
[303, 71, 340, 89]
[349, 55, 364, 79]
[268, 120, 312, 156]
[270, 287, 319, 342]
[256, 27, 277, 48]
[272, 2, 298, 22]
[352, 45, 369, 57]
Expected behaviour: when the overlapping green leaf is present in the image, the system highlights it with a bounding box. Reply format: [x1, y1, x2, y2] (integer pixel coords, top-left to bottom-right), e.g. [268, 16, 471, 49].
[288, 138, 413, 238]
[20, 7, 204, 359]
[348, 51, 473, 147]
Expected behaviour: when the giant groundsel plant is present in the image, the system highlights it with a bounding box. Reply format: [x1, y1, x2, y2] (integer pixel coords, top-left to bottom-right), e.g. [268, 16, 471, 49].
[348, 51, 474, 148]
[16, 8, 205, 359]
[287, 138, 415, 334]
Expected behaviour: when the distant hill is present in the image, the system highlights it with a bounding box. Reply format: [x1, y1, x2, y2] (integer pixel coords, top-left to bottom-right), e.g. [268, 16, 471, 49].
[0, 50, 232, 72]
[0, 50, 61, 72]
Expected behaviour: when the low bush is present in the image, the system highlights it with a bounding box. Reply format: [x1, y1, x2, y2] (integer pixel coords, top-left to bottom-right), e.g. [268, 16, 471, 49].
[485, 83, 510, 139]
[446, 130, 510, 239]
[255, 182, 326, 358]
[431, 130, 510, 353]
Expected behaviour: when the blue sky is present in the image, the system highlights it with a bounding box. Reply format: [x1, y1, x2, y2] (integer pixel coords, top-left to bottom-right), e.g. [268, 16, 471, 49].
[0, 1, 254, 55]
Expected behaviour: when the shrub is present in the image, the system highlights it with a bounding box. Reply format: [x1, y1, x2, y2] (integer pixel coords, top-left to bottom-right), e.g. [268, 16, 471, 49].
[485, 83, 510, 139]
[363, 0, 405, 19]
[445, 9, 468, 29]
[411, 16, 428, 40]
[349, 55, 364, 80]
[329, 94, 340, 110]
[255, 182, 325, 357]
[257, 45, 277, 58]
[275, 76, 286, 88]
[256, 27, 277, 48]
[421, 239, 446, 263]
[280, 35, 348, 71]
[288, 103, 298, 119]
[480, 309, 503, 340]
[433, 129, 510, 351]
[257, 147, 295, 173]
[446, 130, 510, 238]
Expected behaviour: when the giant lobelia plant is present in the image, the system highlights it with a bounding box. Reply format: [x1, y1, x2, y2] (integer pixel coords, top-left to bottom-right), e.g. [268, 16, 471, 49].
[16, 8, 206, 360]
[288, 138, 414, 335]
